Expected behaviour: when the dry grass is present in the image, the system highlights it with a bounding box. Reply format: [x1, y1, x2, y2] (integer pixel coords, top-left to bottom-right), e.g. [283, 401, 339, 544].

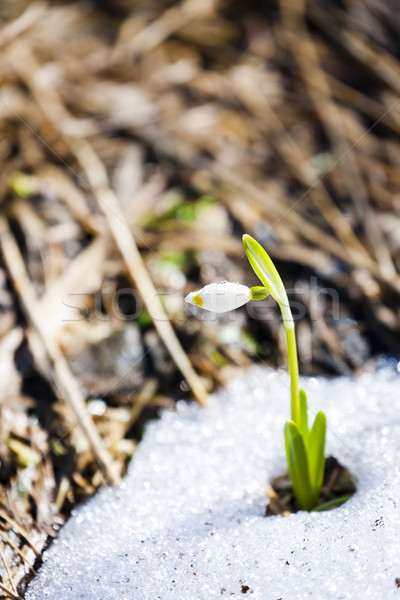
[0, 0, 400, 595]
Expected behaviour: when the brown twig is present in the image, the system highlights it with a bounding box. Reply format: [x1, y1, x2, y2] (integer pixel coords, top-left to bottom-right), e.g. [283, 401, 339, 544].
[7, 43, 208, 408]
[0, 581, 22, 600]
[0, 216, 120, 486]
[0, 528, 35, 575]
[0, 2, 47, 50]
[0, 511, 41, 559]
[279, 0, 397, 280]
[0, 546, 17, 595]
[310, 4, 400, 96]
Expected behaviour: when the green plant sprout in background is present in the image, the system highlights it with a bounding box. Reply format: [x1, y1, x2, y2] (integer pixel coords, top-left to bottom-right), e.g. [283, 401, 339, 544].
[185, 234, 326, 511]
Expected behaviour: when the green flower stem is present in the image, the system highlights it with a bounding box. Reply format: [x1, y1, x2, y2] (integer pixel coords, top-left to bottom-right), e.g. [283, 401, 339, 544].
[285, 325, 299, 426]
[242, 234, 328, 511]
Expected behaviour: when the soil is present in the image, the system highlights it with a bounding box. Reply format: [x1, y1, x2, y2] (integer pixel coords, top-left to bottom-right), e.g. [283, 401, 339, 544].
[266, 456, 356, 516]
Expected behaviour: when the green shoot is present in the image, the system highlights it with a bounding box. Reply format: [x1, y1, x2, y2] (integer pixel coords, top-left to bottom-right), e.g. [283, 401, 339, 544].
[243, 234, 326, 511]
[185, 234, 327, 510]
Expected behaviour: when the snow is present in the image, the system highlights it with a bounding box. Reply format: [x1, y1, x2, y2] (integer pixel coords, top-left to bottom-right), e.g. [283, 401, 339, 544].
[27, 364, 400, 599]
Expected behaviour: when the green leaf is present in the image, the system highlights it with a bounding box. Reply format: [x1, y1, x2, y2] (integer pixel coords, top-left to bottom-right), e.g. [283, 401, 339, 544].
[242, 234, 284, 303]
[299, 389, 309, 441]
[284, 421, 315, 511]
[242, 234, 294, 329]
[311, 494, 352, 512]
[9, 172, 35, 198]
[308, 411, 327, 493]
[8, 438, 41, 467]
[159, 252, 188, 269]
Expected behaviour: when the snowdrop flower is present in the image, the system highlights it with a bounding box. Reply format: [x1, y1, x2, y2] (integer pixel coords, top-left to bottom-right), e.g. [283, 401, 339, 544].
[185, 281, 266, 313]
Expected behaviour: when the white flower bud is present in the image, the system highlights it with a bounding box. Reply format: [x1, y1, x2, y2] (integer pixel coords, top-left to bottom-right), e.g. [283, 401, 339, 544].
[185, 281, 251, 313]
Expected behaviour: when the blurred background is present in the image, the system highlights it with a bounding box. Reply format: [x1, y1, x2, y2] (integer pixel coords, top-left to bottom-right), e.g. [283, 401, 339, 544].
[0, 0, 400, 594]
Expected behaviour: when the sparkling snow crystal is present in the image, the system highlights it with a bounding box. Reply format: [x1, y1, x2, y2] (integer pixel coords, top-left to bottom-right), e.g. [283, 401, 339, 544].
[27, 366, 400, 599]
